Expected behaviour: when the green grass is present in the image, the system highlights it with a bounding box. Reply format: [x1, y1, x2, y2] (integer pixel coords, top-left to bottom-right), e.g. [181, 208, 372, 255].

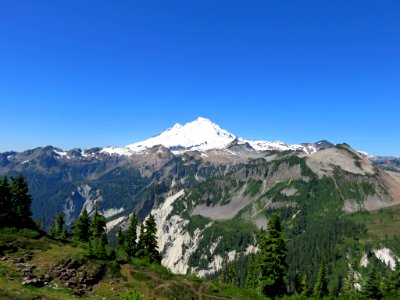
[347, 204, 400, 243]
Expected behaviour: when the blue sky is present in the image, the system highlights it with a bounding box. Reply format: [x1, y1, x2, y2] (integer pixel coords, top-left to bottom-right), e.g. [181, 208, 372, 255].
[0, 1, 399, 156]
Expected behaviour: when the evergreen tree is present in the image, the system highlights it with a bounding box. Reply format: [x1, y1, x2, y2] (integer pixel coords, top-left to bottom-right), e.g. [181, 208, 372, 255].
[87, 208, 110, 259]
[313, 261, 329, 298]
[293, 270, 303, 294]
[90, 207, 107, 238]
[258, 214, 287, 298]
[136, 214, 161, 263]
[387, 267, 400, 296]
[10, 175, 34, 228]
[219, 261, 238, 285]
[117, 227, 125, 247]
[300, 274, 310, 297]
[124, 214, 137, 258]
[0, 176, 12, 227]
[362, 270, 382, 300]
[88, 235, 108, 260]
[341, 263, 360, 298]
[73, 208, 90, 242]
[50, 212, 67, 239]
[245, 254, 260, 289]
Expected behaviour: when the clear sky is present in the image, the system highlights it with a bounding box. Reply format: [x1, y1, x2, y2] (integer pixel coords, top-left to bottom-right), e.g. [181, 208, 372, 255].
[0, 1, 399, 156]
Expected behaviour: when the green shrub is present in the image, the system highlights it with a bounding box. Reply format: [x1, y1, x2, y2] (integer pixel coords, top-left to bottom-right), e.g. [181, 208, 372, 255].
[120, 290, 144, 300]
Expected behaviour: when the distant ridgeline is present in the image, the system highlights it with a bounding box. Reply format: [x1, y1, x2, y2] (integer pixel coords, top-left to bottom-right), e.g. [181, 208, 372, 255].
[1, 118, 400, 298]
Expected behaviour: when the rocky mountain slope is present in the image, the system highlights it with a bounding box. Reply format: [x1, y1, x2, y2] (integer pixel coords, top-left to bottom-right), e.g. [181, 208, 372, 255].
[1, 117, 399, 283]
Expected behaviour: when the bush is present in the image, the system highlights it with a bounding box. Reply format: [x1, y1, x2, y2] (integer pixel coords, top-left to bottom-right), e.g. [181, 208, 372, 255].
[0, 227, 41, 239]
[120, 290, 144, 300]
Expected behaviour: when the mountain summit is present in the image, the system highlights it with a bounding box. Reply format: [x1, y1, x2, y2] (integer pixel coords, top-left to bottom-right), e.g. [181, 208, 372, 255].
[126, 117, 236, 153]
[101, 117, 319, 155]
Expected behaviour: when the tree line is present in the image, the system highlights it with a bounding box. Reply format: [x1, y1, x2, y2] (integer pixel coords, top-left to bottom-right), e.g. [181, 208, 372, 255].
[49, 205, 161, 264]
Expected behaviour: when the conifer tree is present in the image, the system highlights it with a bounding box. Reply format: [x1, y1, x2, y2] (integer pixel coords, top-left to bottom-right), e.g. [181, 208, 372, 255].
[313, 261, 329, 298]
[362, 270, 382, 300]
[50, 211, 67, 239]
[341, 263, 359, 298]
[136, 214, 161, 263]
[73, 208, 90, 242]
[258, 214, 287, 297]
[293, 270, 303, 294]
[219, 261, 238, 285]
[388, 267, 400, 296]
[300, 275, 310, 297]
[0, 176, 12, 227]
[117, 227, 125, 247]
[124, 214, 137, 258]
[10, 175, 34, 228]
[245, 254, 260, 289]
[88, 208, 109, 259]
[90, 207, 107, 238]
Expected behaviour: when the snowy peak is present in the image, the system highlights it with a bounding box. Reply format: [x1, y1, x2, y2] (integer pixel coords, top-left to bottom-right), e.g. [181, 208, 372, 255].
[126, 117, 236, 153]
[100, 117, 329, 156]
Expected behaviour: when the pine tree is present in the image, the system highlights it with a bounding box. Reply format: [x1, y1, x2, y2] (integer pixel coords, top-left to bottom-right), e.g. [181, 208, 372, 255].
[124, 214, 137, 258]
[50, 211, 67, 239]
[90, 207, 106, 238]
[0, 176, 12, 227]
[136, 214, 161, 263]
[117, 227, 125, 247]
[88, 208, 110, 259]
[258, 214, 287, 298]
[362, 270, 382, 300]
[300, 274, 310, 297]
[73, 208, 90, 242]
[313, 261, 329, 298]
[219, 261, 238, 285]
[10, 175, 34, 228]
[245, 254, 260, 289]
[341, 263, 359, 298]
[293, 270, 303, 294]
[388, 267, 400, 296]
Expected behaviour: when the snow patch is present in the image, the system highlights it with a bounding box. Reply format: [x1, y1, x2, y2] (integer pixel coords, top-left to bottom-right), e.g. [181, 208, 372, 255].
[227, 250, 237, 262]
[360, 252, 369, 268]
[209, 237, 222, 256]
[197, 255, 224, 277]
[103, 207, 125, 218]
[245, 245, 260, 255]
[106, 216, 126, 232]
[374, 248, 399, 270]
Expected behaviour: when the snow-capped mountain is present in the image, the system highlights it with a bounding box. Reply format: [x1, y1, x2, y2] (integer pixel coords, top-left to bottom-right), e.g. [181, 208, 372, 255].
[101, 117, 319, 155]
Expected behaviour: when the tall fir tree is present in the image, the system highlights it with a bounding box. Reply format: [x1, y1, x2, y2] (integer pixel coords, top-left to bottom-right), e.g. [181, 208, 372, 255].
[0, 176, 12, 227]
[341, 262, 360, 298]
[387, 266, 400, 297]
[219, 261, 238, 285]
[136, 214, 161, 263]
[117, 227, 125, 247]
[293, 270, 303, 294]
[245, 254, 260, 289]
[313, 261, 329, 298]
[50, 211, 67, 239]
[90, 207, 107, 238]
[362, 270, 382, 300]
[73, 208, 90, 242]
[124, 214, 138, 258]
[10, 175, 34, 228]
[257, 214, 287, 298]
[88, 208, 109, 259]
[300, 275, 310, 297]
